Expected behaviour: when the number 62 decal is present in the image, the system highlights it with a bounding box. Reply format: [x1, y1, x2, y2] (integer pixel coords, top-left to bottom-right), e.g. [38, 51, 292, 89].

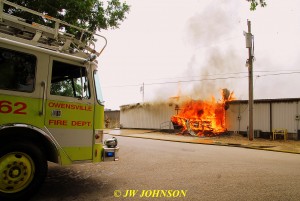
[0, 100, 27, 114]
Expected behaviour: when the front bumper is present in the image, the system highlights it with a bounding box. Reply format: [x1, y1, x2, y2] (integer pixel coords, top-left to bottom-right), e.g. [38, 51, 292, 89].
[102, 146, 119, 161]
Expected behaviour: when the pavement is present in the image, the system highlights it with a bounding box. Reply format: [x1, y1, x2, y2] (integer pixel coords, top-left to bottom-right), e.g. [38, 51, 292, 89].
[105, 128, 300, 154]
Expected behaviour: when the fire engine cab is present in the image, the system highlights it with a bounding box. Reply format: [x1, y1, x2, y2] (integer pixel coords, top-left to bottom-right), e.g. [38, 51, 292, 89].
[0, 0, 119, 200]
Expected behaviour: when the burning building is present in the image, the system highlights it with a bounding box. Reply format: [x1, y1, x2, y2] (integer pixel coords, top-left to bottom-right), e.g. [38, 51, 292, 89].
[171, 89, 234, 136]
[120, 89, 235, 136]
[119, 96, 300, 140]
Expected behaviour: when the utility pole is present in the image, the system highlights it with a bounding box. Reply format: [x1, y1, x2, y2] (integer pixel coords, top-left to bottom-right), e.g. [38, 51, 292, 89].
[245, 20, 254, 141]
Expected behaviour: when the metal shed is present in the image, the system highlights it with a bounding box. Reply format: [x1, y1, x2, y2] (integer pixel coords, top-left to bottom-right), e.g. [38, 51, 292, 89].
[119, 98, 300, 140]
[226, 98, 300, 139]
[120, 102, 177, 130]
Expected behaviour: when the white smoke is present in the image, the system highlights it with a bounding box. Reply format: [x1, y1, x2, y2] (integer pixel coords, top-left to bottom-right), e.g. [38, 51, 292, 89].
[182, 0, 244, 101]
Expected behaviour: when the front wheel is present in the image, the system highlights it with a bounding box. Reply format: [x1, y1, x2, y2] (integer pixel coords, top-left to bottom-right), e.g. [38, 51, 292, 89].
[0, 142, 48, 201]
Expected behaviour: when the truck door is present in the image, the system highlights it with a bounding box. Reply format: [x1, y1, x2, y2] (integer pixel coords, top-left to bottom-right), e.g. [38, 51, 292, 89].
[44, 57, 94, 161]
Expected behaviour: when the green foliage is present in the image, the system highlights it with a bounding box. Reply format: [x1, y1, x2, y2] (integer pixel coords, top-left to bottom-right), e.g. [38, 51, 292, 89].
[4, 0, 130, 32]
[247, 0, 267, 11]
[50, 79, 82, 97]
[51, 80, 74, 97]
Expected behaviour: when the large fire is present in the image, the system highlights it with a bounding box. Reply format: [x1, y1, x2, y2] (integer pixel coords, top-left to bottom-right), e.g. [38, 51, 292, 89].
[171, 89, 234, 136]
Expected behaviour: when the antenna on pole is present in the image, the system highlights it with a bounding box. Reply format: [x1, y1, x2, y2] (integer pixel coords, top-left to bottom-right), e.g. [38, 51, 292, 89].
[140, 83, 144, 103]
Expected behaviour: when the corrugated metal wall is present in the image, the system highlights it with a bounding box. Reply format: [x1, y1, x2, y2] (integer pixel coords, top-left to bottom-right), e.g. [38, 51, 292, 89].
[225, 103, 248, 132]
[253, 103, 270, 132]
[120, 102, 177, 129]
[120, 99, 300, 139]
[226, 99, 300, 135]
[272, 102, 298, 133]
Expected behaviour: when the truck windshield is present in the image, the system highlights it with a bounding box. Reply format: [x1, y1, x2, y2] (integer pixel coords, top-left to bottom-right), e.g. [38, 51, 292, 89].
[94, 70, 104, 105]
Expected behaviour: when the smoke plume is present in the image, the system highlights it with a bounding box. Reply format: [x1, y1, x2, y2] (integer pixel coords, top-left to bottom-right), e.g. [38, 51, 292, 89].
[182, 1, 243, 100]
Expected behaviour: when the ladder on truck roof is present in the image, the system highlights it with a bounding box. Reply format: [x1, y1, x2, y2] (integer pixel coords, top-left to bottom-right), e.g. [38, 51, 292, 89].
[0, 0, 107, 59]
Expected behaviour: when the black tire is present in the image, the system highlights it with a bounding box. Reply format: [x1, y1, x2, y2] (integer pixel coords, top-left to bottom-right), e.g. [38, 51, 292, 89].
[0, 141, 48, 201]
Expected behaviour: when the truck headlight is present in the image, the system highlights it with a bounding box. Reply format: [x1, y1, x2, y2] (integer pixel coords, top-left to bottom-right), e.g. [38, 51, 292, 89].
[104, 137, 118, 148]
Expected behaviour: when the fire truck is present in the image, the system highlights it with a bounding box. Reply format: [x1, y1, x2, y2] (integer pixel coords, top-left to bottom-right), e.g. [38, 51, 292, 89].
[0, 0, 119, 200]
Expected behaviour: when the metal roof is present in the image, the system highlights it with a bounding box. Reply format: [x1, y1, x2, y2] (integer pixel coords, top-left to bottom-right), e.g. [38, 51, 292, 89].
[228, 97, 300, 104]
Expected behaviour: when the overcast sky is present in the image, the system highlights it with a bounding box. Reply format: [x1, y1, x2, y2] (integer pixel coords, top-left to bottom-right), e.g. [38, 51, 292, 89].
[98, 0, 300, 110]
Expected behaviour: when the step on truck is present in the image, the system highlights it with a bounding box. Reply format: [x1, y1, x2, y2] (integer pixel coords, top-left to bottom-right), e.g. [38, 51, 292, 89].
[0, 0, 119, 200]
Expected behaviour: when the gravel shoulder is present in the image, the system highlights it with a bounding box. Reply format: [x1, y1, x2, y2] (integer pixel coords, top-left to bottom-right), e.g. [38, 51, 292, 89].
[213, 132, 300, 153]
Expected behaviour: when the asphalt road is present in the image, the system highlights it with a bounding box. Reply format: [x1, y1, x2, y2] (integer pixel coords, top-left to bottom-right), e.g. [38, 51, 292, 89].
[31, 135, 300, 201]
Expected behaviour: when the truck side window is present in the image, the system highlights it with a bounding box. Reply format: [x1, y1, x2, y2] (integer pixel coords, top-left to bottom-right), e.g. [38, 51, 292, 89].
[0, 47, 36, 92]
[50, 61, 90, 99]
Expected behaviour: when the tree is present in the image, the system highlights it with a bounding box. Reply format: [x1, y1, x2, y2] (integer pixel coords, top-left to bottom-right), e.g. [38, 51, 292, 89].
[50, 80, 83, 97]
[4, 0, 130, 32]
[247, 0, 267, 10]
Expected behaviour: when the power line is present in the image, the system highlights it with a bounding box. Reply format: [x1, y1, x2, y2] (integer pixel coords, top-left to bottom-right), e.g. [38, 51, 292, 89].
[144, 75, 248, 86]
[256, 71, 300, 77]
[102, 71, 300, 88]
[103, 75, 248, 88]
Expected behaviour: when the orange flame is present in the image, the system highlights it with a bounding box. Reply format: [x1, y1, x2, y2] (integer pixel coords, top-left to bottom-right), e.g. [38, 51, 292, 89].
[171, 89, 234, 136]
